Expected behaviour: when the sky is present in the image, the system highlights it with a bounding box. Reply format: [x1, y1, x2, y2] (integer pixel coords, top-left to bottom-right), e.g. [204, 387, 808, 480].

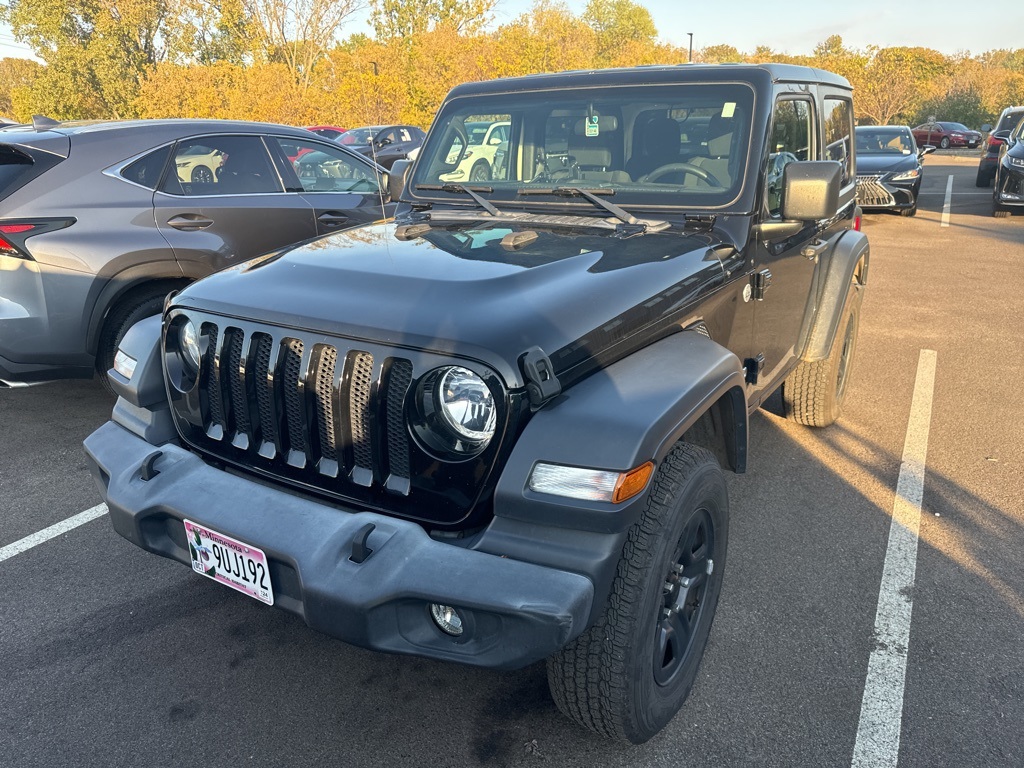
[3, 0, 1023, 61]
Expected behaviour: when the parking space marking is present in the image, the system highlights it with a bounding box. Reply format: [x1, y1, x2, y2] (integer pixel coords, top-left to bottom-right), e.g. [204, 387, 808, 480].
[851, 350, 937, 768]
[941, 175, 953, 227]
[0, 504, 108, 563]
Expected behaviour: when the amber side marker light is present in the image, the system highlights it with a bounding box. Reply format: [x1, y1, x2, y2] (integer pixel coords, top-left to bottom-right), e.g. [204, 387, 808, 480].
[613, 462, 655, 503]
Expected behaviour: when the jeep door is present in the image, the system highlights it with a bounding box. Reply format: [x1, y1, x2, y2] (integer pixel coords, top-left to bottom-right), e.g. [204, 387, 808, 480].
[267, 136, 394, 234]
[154, 134, 316, 277]
[750, 95, 823, 396]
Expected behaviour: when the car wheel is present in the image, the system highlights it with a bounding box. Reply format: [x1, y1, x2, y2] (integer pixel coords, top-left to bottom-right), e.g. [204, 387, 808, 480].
[994, 208, 1010, 218]
[468, 161, 491, 182]
[547, 443, 728, 744]
[782, 282, 862, 427]
[899, 205, 917, 217]
[993, 183, 1010, 217]
[192, 166, 214, 184]
[939, 137, 950, 149]
[96, 284, 180, 394]
[976, 169, 992, 188]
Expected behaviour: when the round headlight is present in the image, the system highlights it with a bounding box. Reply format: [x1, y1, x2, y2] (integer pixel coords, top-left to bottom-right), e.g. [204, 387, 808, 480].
[436, 366, 496, 442]
[180, 320, 201, 371]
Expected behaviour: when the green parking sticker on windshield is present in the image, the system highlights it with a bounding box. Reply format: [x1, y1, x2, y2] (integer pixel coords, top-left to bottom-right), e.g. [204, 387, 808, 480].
[585, 115, 600, 137]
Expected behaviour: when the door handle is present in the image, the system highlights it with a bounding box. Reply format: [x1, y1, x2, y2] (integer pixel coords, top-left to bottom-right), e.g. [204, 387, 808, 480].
[317, 212, 350, 227]
[166, 214, 214, 231]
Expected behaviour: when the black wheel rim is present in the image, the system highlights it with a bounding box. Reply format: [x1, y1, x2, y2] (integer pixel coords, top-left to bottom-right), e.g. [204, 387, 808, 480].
[653, 508, 715, 687]
[470, 164, 489, 181]
[193, 167, 213, 183]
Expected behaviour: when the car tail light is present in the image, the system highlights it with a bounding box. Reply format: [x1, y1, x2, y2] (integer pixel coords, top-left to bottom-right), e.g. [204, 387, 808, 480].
[988, 136, 1005, 151]
[854, 214, 862, 231]
[0, 218, 74, 259]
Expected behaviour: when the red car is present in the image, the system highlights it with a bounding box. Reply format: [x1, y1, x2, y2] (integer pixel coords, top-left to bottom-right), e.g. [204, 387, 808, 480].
[912, 121, 981, 149]
[306, 125, 348, 141]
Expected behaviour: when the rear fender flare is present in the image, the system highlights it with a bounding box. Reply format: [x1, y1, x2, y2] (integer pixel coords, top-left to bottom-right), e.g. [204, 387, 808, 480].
[798, 229, 869, 362]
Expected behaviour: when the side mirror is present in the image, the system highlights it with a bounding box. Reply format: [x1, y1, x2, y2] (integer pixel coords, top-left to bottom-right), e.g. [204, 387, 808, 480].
[781, 161, 842, 221]
[919, 145, 936, 158]
[993, 129, 1011, 142]
[981, 123, 992, 133]
[377, 138, 393, 147]
[388, 159, 413, 201]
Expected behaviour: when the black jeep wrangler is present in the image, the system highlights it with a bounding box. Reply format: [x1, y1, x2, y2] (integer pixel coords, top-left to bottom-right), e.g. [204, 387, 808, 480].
[84, 64, 868, 743]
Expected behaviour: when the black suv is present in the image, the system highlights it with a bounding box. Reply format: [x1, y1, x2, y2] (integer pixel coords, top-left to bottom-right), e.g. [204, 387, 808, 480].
[85, 64, 868, 743]
[977, 106, 1024, 187]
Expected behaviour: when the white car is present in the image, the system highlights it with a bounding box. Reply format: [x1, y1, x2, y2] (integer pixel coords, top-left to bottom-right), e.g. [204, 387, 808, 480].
[441, 121, 510, 183]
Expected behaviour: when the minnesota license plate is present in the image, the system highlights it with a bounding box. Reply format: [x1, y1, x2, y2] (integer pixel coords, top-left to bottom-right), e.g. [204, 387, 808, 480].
[184, 520, 274, 605]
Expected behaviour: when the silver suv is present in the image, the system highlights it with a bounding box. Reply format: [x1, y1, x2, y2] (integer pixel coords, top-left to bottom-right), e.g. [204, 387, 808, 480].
[0, 118, 394, 387]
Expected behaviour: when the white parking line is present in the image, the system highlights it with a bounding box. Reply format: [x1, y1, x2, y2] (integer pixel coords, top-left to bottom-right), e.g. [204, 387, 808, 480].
[941, 175, 953, 227]
[851, 350, 937, 768]
[0, 503, 108, 563]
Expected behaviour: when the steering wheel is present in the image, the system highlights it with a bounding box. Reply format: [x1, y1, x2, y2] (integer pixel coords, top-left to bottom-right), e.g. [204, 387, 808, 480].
[639, 162, 721, 187]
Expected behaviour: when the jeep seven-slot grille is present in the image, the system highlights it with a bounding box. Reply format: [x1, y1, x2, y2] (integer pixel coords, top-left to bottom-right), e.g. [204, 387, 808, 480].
[196, 322, 416, 496]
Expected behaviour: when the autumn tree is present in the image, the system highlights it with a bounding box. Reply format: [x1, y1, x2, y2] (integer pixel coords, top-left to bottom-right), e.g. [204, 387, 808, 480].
[0, 57, 42, 119]
[582, 0, 656, 66]
[243, 0, 364, 90]
[370, 0, 496, 40]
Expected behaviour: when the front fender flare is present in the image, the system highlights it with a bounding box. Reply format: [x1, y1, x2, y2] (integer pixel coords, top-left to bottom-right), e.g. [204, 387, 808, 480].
[492, 331, 748, 535]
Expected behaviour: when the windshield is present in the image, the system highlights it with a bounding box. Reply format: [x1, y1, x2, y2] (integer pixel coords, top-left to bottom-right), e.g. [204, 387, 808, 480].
[411, 83, 755, 209]
[855, 127, 915, 155]
[940, 122, 968, 131]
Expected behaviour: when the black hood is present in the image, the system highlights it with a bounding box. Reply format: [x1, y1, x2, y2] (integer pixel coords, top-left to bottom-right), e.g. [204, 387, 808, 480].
[174, 221, 730, 388]
[855, 153, 920, 176]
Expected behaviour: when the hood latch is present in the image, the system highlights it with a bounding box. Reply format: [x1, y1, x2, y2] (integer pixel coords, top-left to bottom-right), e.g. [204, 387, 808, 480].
[519, 346, 562, 407]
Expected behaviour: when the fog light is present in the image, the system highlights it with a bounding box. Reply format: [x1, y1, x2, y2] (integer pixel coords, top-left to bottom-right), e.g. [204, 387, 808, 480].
[113, 349, 137, 380]
[430, 603, 464, 636]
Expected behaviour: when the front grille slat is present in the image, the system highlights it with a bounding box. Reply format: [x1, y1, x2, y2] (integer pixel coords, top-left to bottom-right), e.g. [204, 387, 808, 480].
[280, 339, 307, 468]
[384, 359, 413, 495]
[252, 332, 278, 459]
[313, 345, 340, 477]
[348, 351, 375, 487]
[203, 323, 225, 441]
[224, 328, 251, 450]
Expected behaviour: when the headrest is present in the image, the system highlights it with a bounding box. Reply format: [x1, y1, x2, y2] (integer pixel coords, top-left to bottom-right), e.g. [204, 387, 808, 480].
[571, 146, 612, 167]
[573, 115, 619, 135]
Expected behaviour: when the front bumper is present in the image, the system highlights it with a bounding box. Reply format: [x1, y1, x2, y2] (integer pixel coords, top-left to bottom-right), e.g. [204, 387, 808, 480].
[83, 421, 594, 670]
[995, 164, 1024, 209]
[855, 175, 919, 211]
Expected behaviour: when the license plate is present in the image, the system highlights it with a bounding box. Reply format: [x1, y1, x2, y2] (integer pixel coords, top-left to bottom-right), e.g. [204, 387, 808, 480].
[184, 520, 274, 605]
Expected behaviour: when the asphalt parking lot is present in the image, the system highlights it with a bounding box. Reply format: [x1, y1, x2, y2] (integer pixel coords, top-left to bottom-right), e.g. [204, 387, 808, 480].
[1, 155, 1022, 767]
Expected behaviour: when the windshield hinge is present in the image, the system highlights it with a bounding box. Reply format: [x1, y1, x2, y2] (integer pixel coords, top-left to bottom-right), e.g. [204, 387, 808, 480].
[519, 346, 562, 407]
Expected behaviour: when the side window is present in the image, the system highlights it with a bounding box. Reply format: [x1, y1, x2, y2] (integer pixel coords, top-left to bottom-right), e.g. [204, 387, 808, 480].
[378, 129, 397, 146]
[273, 138, 381, 194]
[767, 98, 812, 218]
[823, 97, 854, 185]
[398, 128, 412, 142]
[121, 145, 171, 189]
[162, 136, 281, 196]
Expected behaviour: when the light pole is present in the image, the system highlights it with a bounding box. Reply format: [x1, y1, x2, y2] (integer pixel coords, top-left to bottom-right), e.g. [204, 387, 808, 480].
[688, 33, 693, 63]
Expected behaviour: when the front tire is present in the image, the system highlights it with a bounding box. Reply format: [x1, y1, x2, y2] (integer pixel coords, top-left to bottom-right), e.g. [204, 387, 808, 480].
[782, 283, 862, 427]
[547, 443, 728, 744]
[939, 137, 950, 149]
[468, 161, 491, 182]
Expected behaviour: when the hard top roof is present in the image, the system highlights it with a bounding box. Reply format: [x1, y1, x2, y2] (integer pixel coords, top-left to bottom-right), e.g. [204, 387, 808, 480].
[446, 63, 852, 99]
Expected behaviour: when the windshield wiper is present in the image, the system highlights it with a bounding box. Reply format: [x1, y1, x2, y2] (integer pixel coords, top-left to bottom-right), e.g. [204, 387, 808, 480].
[415, 183, 499, 216]
[517, 186, 670, 232]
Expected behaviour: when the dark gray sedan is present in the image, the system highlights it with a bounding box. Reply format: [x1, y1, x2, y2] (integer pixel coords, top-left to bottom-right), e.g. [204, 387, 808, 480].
[0, 118, 396, 386]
